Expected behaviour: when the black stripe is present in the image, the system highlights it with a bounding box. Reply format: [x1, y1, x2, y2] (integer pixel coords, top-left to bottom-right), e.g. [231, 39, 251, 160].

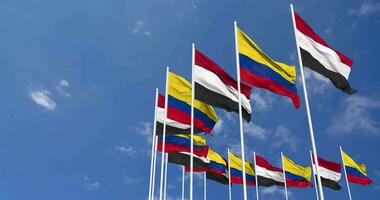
[317, 176, 341, 190]
[155, 122, 203, 135]
[206, 172, 229, 185]
[300, 48, 357, 95]
[257, 176, 284, 187]
[195, 82, 251, 122]
[168, 152, 210, 169]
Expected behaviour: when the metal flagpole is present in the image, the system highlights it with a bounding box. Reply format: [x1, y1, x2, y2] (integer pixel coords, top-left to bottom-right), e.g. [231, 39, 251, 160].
[281, 153, 289, 200]
[340, 146, 353, 200]
[190, 43, 195, 200]
[151, 135, 158, 200]
[310, 151, 320, 200]
[159, 67, 170, 200]
[289, 4, 325, 200]
[164, 153, 168, 200]
[253, 152, 259, 200]
[148, 88, 159, 200]
[233, 20, 248, 200]
[182, 166, 185, 200]
[228, 148, 232, 200]
[204, 172, 207, 200]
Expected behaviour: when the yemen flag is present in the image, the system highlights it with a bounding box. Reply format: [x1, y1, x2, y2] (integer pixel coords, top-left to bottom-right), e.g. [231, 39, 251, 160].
[283, 155, 312, 188]
[293, 11, 357, 94]
[255, 155, 284, 187]
[194, 49, 252, 122]
[237, 27, 300, 109]
[312, 156, 342, 190]
[156, 93, 203, 135]
[157, 134, 208, 158]
[342, 150, 372, 185]
[168, 151, 210, 171]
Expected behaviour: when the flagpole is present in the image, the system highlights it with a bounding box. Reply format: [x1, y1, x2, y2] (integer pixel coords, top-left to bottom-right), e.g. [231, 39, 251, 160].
[289, 4, 325, 200]
[182, 166, 185, 200]
[151, 135, 158, 200]
[340, 146, 353, 200]
[164, 153, 168, 200]
[281, 153, 289, 200]
[310, 150, 320, 200]
[159, 67, 170, 200]
[190, 43, 195, 200]
[228, 148, 232, 200]
[148, 88, 159, 200]
[204, 172, 207, 200]
[234, 20, 248, 200]
[253, 152, 259, 200]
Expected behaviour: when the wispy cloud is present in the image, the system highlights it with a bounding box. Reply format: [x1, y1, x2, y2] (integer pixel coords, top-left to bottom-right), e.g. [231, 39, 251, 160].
[56, 79, 71, 97]
[136, 121, 153, 143]
[213, 118, 224, 135]
[113, 143, 137, 157]
[29, 89, 57, 111]
[303, 67, 330, 95]
[132, 20, 151, 36]
[349, 1, 380, 16]
[251, 91, 275, 111]
[328, 95, 380, 135]
[272, 126, 298, 152]
[124, 176, 141, 184]
[261, 186, 292, 198]
[244, 122, 269, 140]
[83, 176, 100, 191]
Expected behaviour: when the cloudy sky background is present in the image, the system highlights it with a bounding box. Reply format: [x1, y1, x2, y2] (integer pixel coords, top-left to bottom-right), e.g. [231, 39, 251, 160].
[0, 0, 379, 199]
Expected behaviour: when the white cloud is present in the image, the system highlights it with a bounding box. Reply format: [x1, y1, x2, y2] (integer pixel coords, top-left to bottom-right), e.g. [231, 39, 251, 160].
[132, 20, 151, 36]
[83, 176, 100, 191]
[349, 1, 380, 16]
[29, 89, 57, 111]
[56, 79, 71, 97]
[244, 122, 269, 140]
[213, 119, 224, 134]
[124, 176, 140, 184]
[136, 122, 153, 143]
[272, 126, 298, 152]
[328, 95, 380, 135]
[114, 143, 137, 157]
[324, 27, 333, 39]
[261, 186, 292, 198]
[251, 91, 275, 111]
[303, 67, 330, 94]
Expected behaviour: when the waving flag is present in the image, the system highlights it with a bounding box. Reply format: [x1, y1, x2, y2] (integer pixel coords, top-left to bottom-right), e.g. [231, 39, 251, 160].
[312, 156, 342, 190]
[229, 151, 256, 186]
[206, 148, 229, 184]
[157, 134, 208, 158]
[255, 154, 284, 187]
[194, 49, 252, 122]
[294, 11, 357, 94]
[168, 72, 218, 133]
[237, 27, 300, 108]
[283, 155, 312, 188]
[342, 150, 372, 185]
[168, 151, 210, 171]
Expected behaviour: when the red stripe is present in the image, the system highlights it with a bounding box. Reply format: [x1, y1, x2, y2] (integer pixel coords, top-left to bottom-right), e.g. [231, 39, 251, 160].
[185, 167, 208, 172]
[347, 175, 373, 185]
[157, 143, 208, 157]
[231, 176, 256, 186]
[158, 93, 165, 108]
[294, 11, 353, 67]
[195, 49, 252, 98]
[311, 156, 341, 173]
[256, 155, 282, 172]
[286, 180, 312, 188]
[167, 106, 212, 133]
[240, 68, 300, 108]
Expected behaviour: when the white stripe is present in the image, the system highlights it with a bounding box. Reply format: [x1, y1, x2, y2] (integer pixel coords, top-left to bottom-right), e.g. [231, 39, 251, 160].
[157, 107, 191, 130]
[178, 151, 211, 163]
[256, 165, 284, 183]
[296, 30, 351, 79]
[313, 164, 341, 182]
[194, 65, 252, 114]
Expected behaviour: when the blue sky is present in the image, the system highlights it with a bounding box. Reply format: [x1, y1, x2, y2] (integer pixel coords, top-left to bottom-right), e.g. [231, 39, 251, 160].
[0, 0, 379, 199]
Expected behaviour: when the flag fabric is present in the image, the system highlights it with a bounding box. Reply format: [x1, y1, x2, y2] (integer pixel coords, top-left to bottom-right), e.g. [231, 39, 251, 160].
[237, 27, 300, 108]
[255, 155, 284, 187]
[168, 151, 210, 171]
[157, 134, 208, 158]
[312, 156, 342, 190]
[293, 11, 357, 94]
[156, 93, 203, 135]
[342, 150, 372, 185]
[194, 49, 252, 122]
[168, 72, 218, 133]
[229, 152, 256, 186]
[283, 155, 312, 188]
[206, 148, 229, 185]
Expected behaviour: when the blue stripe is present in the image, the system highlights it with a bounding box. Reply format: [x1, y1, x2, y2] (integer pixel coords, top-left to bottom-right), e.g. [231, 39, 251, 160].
[239, 54, 298, 94]
[158, 135, 204, 150]
[230, 168, 255, 183]
[168, 95, 216, 130]
[210, 161, 226, 172]
[285, 171, 308, 182]
[346, 166, 368, 179]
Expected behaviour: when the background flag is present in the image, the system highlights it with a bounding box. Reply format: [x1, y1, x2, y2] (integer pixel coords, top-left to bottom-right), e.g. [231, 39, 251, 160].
[229, 151, 256, 186]
[157, 134, 208, 158]
[342, 150, 372, 185]
[283, 155, 312, 188]
[255, 154, 284, 187]
[312, 155, 342, 190]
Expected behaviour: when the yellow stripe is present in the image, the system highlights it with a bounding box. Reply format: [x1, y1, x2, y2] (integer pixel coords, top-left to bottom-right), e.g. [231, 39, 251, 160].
[237, 28, 296, 83]
[207, 148, 226, 165]
[283, 155, 311, 181]
[342, 150, 368, 176]
[229, 152, 255, 176]
[168, 72, 218, 122]
[174, 134, 206, 146]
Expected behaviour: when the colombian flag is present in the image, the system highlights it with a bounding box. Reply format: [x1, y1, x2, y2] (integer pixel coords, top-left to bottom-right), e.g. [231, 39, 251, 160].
[283, 155, 312, 188]
[237, 28, 300, 108]
[168, 72, 218, 133]
[342, 150, 372, 185]
[157, 134, 208, 158]
[229, 151, 255, 186]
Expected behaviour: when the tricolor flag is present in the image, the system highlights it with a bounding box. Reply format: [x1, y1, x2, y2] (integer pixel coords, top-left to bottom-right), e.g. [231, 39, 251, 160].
[229, 151, 256, 186]
[283, 155, 312, 188]
[168, 151, 210, 171]
[293, 11, 357, 94]
[157, 134, 208, 158]
[255, 154, 284, 187]
[167, 72, 218, 134]
[194, 49, 252, 122]
[312, 156, 342, 190]
[237, 27, 300, 108]
[342, 150, 372, 185]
